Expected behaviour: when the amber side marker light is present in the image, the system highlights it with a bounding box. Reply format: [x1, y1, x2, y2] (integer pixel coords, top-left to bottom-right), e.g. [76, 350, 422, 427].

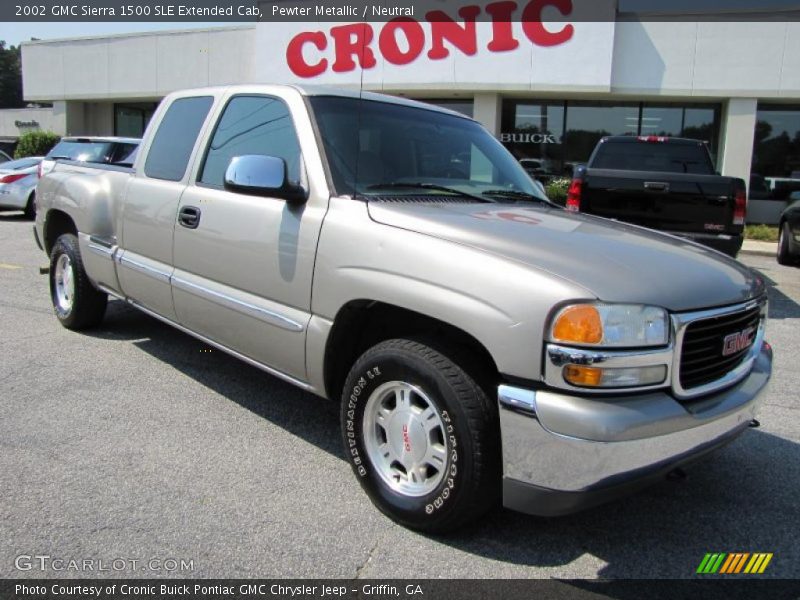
[564, 365, 603, 387]
[563, 365, 668, 388]
[552, 305, 603, 345]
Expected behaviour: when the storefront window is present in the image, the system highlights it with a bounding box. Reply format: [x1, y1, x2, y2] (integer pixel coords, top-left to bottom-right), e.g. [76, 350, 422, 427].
[501, 100, 721, 180]
[562, 101, 639, 172]
[751, 105, 800, 199]
[114, 103, 157, 138]
[642, 104, 719, 164]
[499, 102, 564, 180]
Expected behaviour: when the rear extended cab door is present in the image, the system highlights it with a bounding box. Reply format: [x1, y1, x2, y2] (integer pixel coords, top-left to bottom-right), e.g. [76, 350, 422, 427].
[116, 95, 217, 320]
[170, 87, 331, 383]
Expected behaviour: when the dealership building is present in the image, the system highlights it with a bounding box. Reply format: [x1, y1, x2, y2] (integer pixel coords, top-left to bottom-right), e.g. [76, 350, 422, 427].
[9, 1, 800, 219]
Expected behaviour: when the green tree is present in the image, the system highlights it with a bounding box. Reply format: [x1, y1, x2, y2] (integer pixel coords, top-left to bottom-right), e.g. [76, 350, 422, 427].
[0, 40, 24, 108]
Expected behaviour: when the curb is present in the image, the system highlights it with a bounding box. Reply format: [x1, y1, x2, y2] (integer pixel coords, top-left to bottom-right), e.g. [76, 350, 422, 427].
[739, 249, 775, 258]
[740, 244, 777, 258]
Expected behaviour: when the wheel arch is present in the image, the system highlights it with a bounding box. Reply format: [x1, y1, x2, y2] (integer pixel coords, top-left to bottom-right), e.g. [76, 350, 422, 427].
[323, 300, 499, 402]
[43, 209, 78, 255]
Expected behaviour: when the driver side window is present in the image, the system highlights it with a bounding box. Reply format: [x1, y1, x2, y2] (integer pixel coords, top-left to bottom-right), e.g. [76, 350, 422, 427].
[199, 95, 302, 188]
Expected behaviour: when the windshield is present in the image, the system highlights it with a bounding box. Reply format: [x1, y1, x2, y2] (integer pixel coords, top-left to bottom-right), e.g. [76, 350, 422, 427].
[309, 96, 548, 202]
[47, 141, 114, 163]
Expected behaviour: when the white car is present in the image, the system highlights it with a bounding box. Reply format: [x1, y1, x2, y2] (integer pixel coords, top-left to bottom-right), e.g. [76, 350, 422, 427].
[0, 156, 43, 219]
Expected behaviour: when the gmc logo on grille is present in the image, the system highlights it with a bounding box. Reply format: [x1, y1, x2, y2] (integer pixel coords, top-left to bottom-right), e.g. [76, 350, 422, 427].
[722, 327, 756, 357]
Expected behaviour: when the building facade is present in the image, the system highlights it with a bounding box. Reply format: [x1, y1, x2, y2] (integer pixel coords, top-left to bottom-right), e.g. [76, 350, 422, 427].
[17, 2, 800, 221]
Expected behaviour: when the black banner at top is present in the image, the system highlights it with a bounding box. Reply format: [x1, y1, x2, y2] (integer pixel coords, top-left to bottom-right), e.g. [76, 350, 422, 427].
[2, 0, 800, 22]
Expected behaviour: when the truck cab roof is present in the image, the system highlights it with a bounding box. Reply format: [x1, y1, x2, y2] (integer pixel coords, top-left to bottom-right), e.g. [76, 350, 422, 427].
[163, 84, 474, 121]
[60, 136, 142, 145]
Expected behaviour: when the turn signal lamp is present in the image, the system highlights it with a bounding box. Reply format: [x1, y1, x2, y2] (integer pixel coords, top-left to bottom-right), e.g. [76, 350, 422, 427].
[552, 305, 603, 345]
[733, 187, 747, 226]
[563, 365, 603, 387]
[565, 179, 582, 212]
[564, 365, 667, 388]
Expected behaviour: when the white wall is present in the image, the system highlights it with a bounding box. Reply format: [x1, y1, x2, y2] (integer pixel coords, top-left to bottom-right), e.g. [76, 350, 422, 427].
[0, 107, 65, 138]
[612, 21, 800, 97]
[255, 18, 617, 92]
[21, 26, 256, 102]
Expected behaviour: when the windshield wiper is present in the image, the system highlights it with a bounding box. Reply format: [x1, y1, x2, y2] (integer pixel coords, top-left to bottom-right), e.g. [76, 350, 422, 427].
[480, 189, 557, 206]
[365, 182, 496, 203]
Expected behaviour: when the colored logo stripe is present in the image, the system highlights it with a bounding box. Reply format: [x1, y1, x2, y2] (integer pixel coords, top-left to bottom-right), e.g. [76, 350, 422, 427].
[697, 553, 726, 573]
[744, 553, 773, 574]
[697, 552, 773, 574]
[720, 553, 749, 573]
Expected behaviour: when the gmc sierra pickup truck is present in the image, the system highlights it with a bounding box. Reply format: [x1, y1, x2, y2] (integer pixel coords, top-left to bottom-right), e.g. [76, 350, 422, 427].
[34, 86, 772, 532]
[565, 136, 747, 257]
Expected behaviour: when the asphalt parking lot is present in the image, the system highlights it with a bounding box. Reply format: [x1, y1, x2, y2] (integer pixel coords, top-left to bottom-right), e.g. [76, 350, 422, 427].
[1, 211, 798, 579]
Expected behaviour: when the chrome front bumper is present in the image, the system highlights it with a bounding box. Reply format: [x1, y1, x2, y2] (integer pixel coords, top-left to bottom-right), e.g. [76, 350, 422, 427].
[499, 343, 772, 517]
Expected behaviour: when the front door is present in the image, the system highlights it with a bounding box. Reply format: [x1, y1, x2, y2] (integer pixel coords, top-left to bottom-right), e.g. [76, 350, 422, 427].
[171, 94, 326, 382]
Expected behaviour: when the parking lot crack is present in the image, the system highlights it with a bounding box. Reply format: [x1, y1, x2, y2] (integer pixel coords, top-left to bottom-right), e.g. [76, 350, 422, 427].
[355, 540, 380, 578]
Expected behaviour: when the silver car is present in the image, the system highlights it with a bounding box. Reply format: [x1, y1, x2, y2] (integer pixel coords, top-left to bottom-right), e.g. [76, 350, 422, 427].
[0, 156, 42, 219]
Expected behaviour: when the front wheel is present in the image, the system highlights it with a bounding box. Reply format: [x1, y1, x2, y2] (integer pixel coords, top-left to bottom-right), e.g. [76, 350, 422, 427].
[777, 221, 796, 265]
[49, 233, 108, 330]
[340, 338, 500, 533]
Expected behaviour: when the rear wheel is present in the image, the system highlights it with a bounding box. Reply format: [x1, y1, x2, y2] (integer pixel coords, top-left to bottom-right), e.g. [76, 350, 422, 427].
[23, 192, 36, 220]
[340, 338, 500, 533]
[777, 221, 796, 265]
[49, 233, 108, 330]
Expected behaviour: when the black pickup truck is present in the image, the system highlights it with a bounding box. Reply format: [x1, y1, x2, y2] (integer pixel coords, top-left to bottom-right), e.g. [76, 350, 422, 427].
[565, 136, 747, 257]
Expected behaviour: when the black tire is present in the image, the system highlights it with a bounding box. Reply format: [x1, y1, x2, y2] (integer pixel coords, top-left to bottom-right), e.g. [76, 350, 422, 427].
[49, 233, 107, 330]
[23, 192, 36, 220]
[777, 221, 796, 266]
[340, 338, 500, 533]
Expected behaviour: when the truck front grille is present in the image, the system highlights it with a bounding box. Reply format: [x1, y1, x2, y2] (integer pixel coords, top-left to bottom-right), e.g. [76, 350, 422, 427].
[679, 305, 762, 390]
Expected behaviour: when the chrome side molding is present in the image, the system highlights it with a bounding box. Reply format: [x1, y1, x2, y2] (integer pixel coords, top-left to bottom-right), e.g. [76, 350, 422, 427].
[171, 276, 305, 333]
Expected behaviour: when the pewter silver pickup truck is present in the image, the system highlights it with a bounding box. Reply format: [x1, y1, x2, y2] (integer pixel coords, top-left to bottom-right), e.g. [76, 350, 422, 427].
[34, 85, 772, 532]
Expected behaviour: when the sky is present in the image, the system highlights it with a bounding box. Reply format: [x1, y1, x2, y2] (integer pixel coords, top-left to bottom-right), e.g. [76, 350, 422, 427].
[0, 23, 244, 47]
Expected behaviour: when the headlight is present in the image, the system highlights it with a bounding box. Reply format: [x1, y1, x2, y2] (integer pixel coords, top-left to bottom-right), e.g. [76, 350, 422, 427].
[550, 303, 669, 348]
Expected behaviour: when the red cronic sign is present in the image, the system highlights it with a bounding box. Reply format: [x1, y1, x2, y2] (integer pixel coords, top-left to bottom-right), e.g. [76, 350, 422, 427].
[286, 0, 576, 78]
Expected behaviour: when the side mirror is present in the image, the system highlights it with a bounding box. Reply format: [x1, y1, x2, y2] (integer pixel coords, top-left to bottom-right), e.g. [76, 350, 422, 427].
[224, 155, 308, 204]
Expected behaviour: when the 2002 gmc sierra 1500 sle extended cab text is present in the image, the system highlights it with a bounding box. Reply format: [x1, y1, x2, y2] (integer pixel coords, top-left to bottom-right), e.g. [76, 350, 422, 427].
[34, 85, 772, 532]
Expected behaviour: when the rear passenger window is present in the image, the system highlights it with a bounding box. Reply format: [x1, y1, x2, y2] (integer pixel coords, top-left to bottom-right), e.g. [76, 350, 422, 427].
[145, 96, 213, 181]
[199, 95, 302, 188]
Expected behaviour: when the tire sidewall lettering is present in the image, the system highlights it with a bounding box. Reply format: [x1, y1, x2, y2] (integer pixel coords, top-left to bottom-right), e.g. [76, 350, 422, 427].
[342, 357, 464, 520]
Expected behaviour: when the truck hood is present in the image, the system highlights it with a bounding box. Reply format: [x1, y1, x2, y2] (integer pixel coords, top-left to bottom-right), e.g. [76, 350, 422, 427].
[367, 202, 765, 312]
